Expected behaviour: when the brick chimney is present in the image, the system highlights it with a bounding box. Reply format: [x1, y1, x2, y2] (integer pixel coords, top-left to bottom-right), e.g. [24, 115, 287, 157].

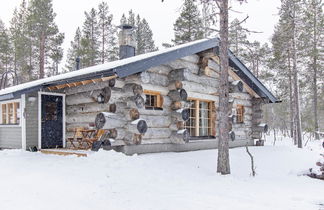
[118, 24, 136, 59]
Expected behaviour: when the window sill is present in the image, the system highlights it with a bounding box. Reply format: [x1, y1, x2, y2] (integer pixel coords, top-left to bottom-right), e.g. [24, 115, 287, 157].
[0, 124, 21, 128]
[144, 107, 163, 111]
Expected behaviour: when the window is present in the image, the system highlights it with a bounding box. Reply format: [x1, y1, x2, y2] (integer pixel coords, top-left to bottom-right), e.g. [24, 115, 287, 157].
[0, 101, 21, 125]
[236, 105, 244, 123]
[144, 90, 163, 110]
[185, 99, 215, 138]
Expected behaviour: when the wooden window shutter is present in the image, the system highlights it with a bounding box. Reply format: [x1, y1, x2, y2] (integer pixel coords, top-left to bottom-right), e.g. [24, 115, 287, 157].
[236, 105, 244, 123]
[157, 94, 164, 108]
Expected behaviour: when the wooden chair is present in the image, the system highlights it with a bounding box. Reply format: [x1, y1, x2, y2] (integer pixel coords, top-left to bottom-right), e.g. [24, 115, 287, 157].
[66, 127, 85, 149]
[83, 129, 108, 150]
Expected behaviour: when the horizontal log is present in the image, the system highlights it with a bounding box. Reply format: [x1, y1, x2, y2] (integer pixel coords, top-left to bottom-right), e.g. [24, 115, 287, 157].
[166, 60, 199, 74]
[230, 92, 252, 100]
[122, 83, 143, 95]
[142, 128, 172, 139]
[138, 108, 169, 116]
[141, 138, 173, 144]
[168, 89, 188, 101]
[95, 112, 127, 129]
[207, 59, 220, 73]
[147, 65, 172, 75]
[170, 130, 189, 144]
[181, 80, 218, 94]
[66, 113, 97, 124]
[252, 123, 269, 133]
[66, 122, 91, 132]
[202, 67, 219, 79]
[233, 99, 252, 107]
[140, 71, 169, 87]
[181, 54, 200, 64]
[127, 119, 148, 134]
[169, 68, 218, 88]
[66, 91, 99, 105]
[67, 102, 110, 114]
[140, 115, 171, 128]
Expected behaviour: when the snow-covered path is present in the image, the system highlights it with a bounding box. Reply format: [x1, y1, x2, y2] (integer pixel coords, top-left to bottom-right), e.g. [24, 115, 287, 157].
[0, 137, 323, 210]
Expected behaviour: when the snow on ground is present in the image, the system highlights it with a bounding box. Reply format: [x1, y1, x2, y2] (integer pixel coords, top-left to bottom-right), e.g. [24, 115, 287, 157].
[0, 135, 324, 210]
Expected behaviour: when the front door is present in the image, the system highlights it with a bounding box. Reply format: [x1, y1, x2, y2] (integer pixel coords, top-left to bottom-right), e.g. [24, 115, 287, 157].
[41, 94, 63, 149]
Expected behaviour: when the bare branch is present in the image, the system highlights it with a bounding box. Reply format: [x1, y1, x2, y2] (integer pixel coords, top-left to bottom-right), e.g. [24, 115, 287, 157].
[206, 27, 220, 32]
[242, 28, 263, 34]
[246, 144, 256, 177]
[229, 15, 249, 28]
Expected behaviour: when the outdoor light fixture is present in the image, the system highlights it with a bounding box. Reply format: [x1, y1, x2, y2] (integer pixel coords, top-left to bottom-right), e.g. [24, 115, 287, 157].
[97, 93, 105, 104]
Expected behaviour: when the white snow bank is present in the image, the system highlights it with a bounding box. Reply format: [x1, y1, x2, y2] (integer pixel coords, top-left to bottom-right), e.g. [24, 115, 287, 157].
[0, 135, 323, 210]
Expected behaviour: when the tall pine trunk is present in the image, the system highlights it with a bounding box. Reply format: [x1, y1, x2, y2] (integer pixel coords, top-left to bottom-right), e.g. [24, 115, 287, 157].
[291, 5, 303, 148]
[217, 0, 230, 175]
[287, 50, 294, 139]
[39, 33, 45, 79]
[312, 2, 319, 140]
[102, 26, 105, 64]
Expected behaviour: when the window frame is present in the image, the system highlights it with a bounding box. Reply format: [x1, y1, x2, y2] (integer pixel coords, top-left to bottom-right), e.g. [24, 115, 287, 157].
[236, 104, 244, 123]
[185, 98, 215, 139]
[0, 99, 22, 127]
[143, 90, 164, 110]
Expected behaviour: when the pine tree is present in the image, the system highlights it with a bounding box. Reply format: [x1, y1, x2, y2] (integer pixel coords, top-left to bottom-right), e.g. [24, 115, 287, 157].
[27, 0, 64, 79]
[201, 1, 217, 38]
[0, 20, 13, 89]
[98, 1, 118, 63]
[9, 0, 34, 83]
[81, 8, 100, 67]
[271, 0, 304, 147]
[300, 0, 324, 139]
[228, 18, 249, 58]
[47, 33, 64, 76]
[172, 0, 204, 45]
[65, 27, 82, 71]
[120, 11, 157, 55]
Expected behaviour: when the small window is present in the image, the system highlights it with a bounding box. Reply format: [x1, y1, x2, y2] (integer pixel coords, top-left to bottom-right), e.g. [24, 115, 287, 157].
[1, 101, 20, 125]
[144, 90, 163, 110]
[185, 99, 215, 138]
[236, 105, 244, 123]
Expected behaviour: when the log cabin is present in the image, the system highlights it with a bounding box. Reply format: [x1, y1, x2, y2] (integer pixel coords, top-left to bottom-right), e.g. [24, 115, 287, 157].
[0, 25, 279, 154]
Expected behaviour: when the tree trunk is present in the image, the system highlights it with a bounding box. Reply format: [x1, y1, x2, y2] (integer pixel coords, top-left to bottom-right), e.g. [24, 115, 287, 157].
[287, 50, 294, 139]
[217, 0, 230, 175]
[39, 33, 45, 79]
[291, 5, 303, 148]
[312, 2, 319, 140]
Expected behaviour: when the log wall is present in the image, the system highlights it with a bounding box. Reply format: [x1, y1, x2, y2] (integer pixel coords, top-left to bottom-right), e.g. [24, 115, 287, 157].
[60, 53, 263, 150]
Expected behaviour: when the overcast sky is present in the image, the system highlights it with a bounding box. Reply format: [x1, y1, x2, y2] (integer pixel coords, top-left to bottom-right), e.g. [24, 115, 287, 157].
[0, 0, 281, 63]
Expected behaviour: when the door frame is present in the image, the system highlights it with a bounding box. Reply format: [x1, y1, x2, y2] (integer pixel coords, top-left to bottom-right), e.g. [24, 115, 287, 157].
[38, 91, 66, 149]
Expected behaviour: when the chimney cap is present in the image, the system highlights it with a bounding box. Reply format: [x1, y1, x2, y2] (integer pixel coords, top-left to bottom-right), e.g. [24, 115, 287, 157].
[118, 24, 134, 30]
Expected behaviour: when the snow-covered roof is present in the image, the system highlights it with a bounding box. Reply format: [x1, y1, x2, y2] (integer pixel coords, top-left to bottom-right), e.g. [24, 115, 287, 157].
[0, 38, 279, 103]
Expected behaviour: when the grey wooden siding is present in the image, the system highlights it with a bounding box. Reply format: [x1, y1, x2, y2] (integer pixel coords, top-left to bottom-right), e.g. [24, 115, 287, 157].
[0, 127, 22, 149]
[25, 93, 39, 148]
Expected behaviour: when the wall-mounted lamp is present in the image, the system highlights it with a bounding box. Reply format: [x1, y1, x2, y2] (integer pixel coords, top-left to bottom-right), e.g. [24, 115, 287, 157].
[97, 93, 105, 104]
